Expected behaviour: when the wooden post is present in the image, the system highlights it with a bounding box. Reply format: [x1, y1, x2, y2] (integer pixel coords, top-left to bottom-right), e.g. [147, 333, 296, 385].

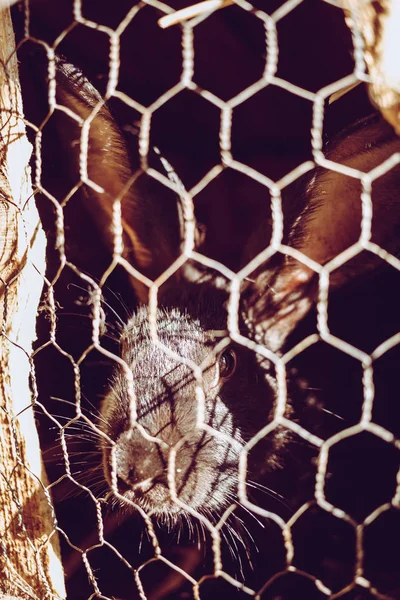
[0, 6, 65, 599]
[343, 0, 400, 135]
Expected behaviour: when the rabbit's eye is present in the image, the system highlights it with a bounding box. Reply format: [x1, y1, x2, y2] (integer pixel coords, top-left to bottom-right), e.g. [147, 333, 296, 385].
[219, 349, 237, 381]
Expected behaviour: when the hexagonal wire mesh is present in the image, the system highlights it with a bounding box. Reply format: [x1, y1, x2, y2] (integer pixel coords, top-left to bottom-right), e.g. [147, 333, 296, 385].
[3, 0, 400, 598]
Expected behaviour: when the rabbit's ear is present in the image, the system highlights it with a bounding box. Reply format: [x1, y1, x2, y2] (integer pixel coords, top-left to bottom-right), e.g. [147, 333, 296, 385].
[243, 115, 400, 353]
[55, 60, 182, 302]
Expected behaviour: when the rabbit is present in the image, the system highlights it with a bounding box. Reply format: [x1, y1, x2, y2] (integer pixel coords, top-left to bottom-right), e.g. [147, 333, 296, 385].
[23, 54, 400, 597]
[47, 59, 400, 521]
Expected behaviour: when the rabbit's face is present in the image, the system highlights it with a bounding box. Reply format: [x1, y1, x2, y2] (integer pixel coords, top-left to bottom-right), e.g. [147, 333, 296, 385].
[100, 305, 276, 519]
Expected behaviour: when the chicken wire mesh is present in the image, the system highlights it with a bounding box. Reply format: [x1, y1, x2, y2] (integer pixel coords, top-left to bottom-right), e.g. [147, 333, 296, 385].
[1, 0, 400, 598]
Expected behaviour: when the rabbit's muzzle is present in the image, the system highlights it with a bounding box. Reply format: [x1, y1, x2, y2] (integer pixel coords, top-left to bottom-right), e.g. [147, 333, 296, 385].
[101, 359, 244, 517]
[99, 307, 277, 518]
[103, 425, 240, 516]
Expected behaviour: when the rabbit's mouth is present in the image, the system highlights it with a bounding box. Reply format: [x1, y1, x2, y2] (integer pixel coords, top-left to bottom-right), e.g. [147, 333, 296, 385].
[115, 477, 184, 516]
[102, 429, 241, 518]
[109, 474, 239, 519]
[104, 464, 237, 518]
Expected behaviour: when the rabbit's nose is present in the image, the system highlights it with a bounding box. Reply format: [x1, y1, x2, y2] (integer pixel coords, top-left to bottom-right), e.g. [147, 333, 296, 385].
[115, 431, 167, 491]
[117, 473, 167, 495]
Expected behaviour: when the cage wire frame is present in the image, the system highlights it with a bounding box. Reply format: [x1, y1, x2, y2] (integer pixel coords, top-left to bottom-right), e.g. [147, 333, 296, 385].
[0, 0, 399, 598]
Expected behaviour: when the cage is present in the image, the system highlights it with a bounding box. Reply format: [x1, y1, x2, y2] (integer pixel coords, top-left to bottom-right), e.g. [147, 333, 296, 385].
[0, 0, 400, 599]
